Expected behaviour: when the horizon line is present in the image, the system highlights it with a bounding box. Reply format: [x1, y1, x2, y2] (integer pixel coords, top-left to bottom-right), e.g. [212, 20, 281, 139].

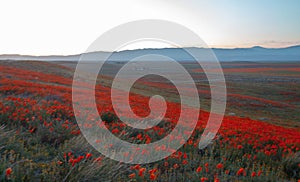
[0, 44, 300, 57]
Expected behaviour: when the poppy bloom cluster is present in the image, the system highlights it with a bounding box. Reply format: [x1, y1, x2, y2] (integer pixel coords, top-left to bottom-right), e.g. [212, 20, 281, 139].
[0, 64, 299, 181]
[129, 165, 158, 180]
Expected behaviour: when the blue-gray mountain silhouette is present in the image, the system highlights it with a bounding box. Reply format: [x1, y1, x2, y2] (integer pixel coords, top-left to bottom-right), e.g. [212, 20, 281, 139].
[1, 45, 300, 62]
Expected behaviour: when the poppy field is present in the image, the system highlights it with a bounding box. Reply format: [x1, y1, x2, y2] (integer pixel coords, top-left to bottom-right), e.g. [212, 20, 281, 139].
[0, 60, 299, 181]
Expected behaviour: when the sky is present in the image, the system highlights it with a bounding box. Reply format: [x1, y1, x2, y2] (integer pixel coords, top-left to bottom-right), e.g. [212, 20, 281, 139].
[0, 0, 299, 55]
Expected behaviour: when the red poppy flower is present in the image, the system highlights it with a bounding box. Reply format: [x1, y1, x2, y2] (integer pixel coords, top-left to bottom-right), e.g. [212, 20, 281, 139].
[216, 163, 224, 169]
[128, 173, 136, 179]
[5, 168, 12, 177]
[201, 177, 208, 182]
[237, 145, 243, 149]
[150, 173, 157, 181]
[138, 168, 146, 177]
[86, 153, 92, 159]
[196, 166, 202, 173]
[182, 160, 188, 165]
[236, 168, 245, 176]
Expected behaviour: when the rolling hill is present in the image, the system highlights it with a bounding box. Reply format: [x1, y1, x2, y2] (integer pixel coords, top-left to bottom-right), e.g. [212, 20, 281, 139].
[1, 45, 300, 62]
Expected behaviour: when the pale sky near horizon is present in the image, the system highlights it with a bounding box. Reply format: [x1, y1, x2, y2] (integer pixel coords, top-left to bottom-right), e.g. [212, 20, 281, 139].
[0, 0, 299, 55]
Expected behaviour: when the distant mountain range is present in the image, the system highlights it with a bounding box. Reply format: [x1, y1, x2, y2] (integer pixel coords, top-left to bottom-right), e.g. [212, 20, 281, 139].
[1, 45, 300, 62]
